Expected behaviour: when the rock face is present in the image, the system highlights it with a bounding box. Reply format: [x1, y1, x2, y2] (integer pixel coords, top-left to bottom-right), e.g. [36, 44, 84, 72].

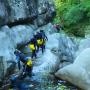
[0, 25, 34, 80]
[36, 0, 56, 26]
[0, 0, 56, 27]
[55, 48, 90, 90]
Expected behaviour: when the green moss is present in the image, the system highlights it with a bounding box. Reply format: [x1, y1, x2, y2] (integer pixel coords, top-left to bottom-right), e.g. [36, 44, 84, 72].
[53, 0, 90, 37]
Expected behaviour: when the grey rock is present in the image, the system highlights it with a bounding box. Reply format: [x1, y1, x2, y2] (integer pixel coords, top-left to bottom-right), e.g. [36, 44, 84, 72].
[0, 25, 34, 79]
[11, 25, 34, 45]
[0, 0, 55, 27]
[59, 34, 77, 63]
[55, 48, 90, 90]
[46, 33, 60, 50]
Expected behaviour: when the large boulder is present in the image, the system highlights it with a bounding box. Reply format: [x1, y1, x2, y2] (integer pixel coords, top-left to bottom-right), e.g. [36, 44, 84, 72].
[46, 33, 60, 50]
[46, 30, 77, 68]
[0, 25, 34, 80]
[55, 48, 90, 90]
[0, 0, 55, 27]
[10, 25, 34, 45]
[59, 34, 77, 63]
[0, 29, 16, 80]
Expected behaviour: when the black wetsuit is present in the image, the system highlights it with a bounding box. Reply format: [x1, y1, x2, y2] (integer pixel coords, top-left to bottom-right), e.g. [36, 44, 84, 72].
[36, 31, 48, 53]
[15, 52, 32, 78]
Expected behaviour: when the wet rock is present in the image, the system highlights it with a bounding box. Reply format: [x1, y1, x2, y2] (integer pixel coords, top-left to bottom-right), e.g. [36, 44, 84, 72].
[33, 49, 60, 81]
[55, 48, 90, 90]
[33, 49, 60, 73]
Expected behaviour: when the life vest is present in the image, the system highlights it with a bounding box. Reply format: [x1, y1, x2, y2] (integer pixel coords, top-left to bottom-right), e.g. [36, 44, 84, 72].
[26, 59, 32, 67]
[37, 39, 43, 45]
[28, 44, 35, 50]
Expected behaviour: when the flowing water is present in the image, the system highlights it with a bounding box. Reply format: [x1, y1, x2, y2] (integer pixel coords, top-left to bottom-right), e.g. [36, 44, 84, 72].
[9, 49, 80, 90]
[9, 74, 79, 90]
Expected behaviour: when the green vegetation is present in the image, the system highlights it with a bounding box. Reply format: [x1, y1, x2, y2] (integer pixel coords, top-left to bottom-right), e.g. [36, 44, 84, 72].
[53, 0, 90, 37]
